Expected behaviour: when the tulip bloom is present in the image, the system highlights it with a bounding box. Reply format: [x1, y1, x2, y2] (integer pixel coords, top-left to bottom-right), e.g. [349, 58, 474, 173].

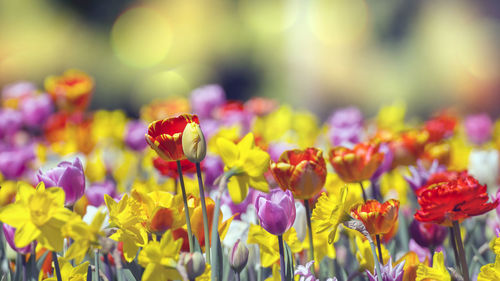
[329, 142, 384, 183]
[409, 220, 447, 249]
[270, 148, 326, 199]
[44, 69, 94, 112]
[414, 172, 498, 226]
[350, 199, 400, 236]
[36, 157, 86, 205]
[145, 114, 199, 161]
[255, 189, 296, 236]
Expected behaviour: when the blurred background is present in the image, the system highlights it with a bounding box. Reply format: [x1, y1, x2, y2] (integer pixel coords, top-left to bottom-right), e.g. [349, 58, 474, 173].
[1, 0, 500, 119]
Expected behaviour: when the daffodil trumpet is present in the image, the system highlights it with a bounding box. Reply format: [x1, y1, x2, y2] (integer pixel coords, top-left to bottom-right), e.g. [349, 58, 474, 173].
[453, 221, 470, 281]
[195, 162, 211, 264]
[177, 160, 194, 252]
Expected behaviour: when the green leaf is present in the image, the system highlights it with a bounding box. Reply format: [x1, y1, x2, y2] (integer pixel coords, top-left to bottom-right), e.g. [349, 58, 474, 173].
[121, 269, 137, 281]
[283, 242, 294, 281]
[36, 251, 49, 272]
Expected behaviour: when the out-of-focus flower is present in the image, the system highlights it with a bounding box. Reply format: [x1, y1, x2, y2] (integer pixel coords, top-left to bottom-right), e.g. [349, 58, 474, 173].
[468, 149, 499, 192]
[0, 144, 35, 180]
[45, 69, 94, 112]
[464, 113, 493, 145]
[414, 172, 498, 226]
[350, 199, 400, 236]
[0, 108, 22, 139]
[421, 141, 451, 166]
[409, 220, 447, 249]
[44, 257, 89, 281]
[366, 259, 404, 281]
[124, 120, 148, 151]
[270, 148, 326, 199]
[404, 160, 445, 191]
[2, 224, 34, 254]
[477, 256, 500, 281]
[267, 142, 297, 162]
[141, 98, 190, 122]
[294, 260, 338, 281]
[178, 252, 206, 280]
[85, 180, 117, 207]
[229, 239, 249, 273]
[0, 182, 73, 251]
[36, 157, 86, 206]
[20, 94, 53, 128]
[137, 230, 182, 280]
[327, 106, 363, 146]
[355, 236, 391, 273]
[182, 121, 206, 163]
[0, 179, 17, 207]
[415, 251, 450, 281]
[255, 189, 296, 236]
[217, 133, 270, 203]
[395, 251, 424, 281]
[221, 188, 257, 220]
[146, 114, 199, 161]
[389, 130, 429, 167]
[371, 143, 394, 182]
[329, 142, 384, 183]
[190, 84, 226, 119]
[424, 113, 457, 143]
[244, 97, 278, 116]
[376, 102, 406, 132]
[215, 101, 254, 134]
[1, 82, 36, 108]
[153, 158, 197, 178]
[201, 155, 224, 188]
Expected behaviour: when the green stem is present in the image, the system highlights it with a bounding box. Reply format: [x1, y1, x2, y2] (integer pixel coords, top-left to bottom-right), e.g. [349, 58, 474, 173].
[449, 226, 461, 272]
[375, 235, 383, 264]
[236, 271, 241, 281]
[177, 160, 194, 252]
[453, 221, 470, 281]
[359, 182, 367, 202]
[52, 252, 62, 281]
[303, 200, 315, 263]
[368, 241, 383, 281]
[196, 162, 211, 264]
[94, 250, 100, 281]
[278, 235, 286, 281]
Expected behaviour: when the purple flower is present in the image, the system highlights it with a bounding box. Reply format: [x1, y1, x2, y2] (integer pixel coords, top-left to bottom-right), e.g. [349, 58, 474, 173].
[124, 120, 148, 151]
[229, 239, 249, 273]
[0, 109, 23, 139]
[371, 143, 394, 181]
[86, 180, 117, 206]
[0, 144, 35, 180]
[409, 220, 447, 249]
[327, 107, 363, 146]
[295, 260, 337, 281]
[1, 82, 37, 100]
[268, 142, 297, 162]
[190, 84, 226, 119]
[366, 259, 404, 281]
[222, 188, 258, 219]
[404, 160, 445, 191]
[201, 155, 224, 188]
[3, 224, 34, 254]
[36, 158, 85, 205]
[20, 94, 53, 128]
[464, 113, 492, 145]
[255, 188, 296, 236]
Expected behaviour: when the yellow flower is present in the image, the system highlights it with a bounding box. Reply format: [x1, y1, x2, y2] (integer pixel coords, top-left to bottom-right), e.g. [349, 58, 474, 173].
[104, 194, 147, 262]
[354, 236, 390, 273]
[0, 179, 17, 207]
[376, 102, 406, 132]
[138, 230, 182, 281]
[478, 256, 500, 281]
[448, 135, 471, 171]
[91, 110, 127, 145]
[63, 209, 106, 264]
[264, 263, 281, 281]
[416, 251, 450, 281]
[302, 220, 337, 262]
[247, 224, 303, 268]
[0, 182, 73, 251]
[216, 133, 270, 203]
[380, 169, 410, 205]
[44, 257, 89, 281]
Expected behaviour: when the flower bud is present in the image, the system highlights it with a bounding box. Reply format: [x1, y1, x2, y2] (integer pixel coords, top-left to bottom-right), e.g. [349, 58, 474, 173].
[178, 252, 206, 280]
[182, 122, 206, 163]
[229, 240, 249, 273]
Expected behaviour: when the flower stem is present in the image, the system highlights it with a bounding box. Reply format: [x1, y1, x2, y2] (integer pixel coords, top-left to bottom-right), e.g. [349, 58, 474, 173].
[278, 235, 286, 281]
[449, 226, 461, 272]
[177, 160, 194, 252]
[303, 199, 315, 263]
[236, 271, 241, 281]
[368, 240, 383, 281]
[196, 162, 211, 264]
[375, 234, 383, 264]
[94, 249, 100, 281]
[452, 221, 470, 281]
[359, 182, 367, 202]
[52, 252, 62, 281]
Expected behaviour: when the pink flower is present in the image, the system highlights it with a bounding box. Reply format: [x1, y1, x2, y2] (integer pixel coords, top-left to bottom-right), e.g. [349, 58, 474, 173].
[255, 188, 296, 235]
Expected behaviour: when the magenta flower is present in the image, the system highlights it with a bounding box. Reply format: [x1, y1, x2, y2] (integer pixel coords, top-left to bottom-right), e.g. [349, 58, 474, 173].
[1, 81, 37, 101]
[86, 180, 117, 206]
[409, 220, 447, 249]
[327, 106, 363, 146]
[464, 113, 492, 145]
[0, 144, 35, 180]
[20, 94, 53, 128]
[404, 160, 445, 191]
[36, 157, 85, 205]
[201, 155, 224, 188]
[255, 188, 296, 235]
[124, 120, 148, 151]
[0, 109, 23, 139]
[190, 84, 226, 119]
[3, 224, 34, 254]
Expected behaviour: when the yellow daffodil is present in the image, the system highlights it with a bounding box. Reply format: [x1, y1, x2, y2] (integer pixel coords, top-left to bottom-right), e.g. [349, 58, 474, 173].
[44, 257, 89, 281]
[478, 256, 500, 281]
[91, 110, 127, 145]
[448, 135, 471, 171]
[247, 224, 303, 268]
[491, 236, 500, 255]
[63, 209, 106, 264]
[104, 194, 147, 262]
[264, 263, 281, 281]
[137, 230, 182, 281]
[376, 102, 406, 132]
[216, 133, 270, 203]
[354, 236, 390, 273]
[0, 182, 73, 251]
[0, 179, 17, 207]
[380, 169, 409, 205]
[302, 220, 337, 262]
[415, 251, 450, 281]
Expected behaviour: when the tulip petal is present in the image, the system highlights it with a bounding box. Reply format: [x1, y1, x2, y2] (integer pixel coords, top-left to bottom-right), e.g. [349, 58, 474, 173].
[258, 199, 289, 235]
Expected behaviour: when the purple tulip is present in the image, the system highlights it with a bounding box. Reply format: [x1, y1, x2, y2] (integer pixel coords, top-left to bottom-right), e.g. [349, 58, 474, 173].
[3, 224, 34, 254]
[36, 158, 85, 205]
[366, 259, 404, 281]
[20, 94, 53, 128]
[124, 120, 148, 151]
[409, 220, 447, 249]
[255, 188, 296, 235]
[0, 144, 35, 180]
[0, 109, 23, 139]
[86, 180, 117, 206]
[327, 107, 363, 146]
[464, 113, 493, 145]
[190, 84, 226, 119]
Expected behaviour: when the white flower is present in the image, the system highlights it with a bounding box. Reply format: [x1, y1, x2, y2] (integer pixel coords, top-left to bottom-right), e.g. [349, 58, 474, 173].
[468, 149, 499, 193]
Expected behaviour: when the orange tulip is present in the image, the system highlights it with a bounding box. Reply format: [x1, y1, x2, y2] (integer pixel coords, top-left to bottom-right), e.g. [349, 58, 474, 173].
[270, 148, 327, 199]
[350, 199, 400, 236]
[45, 69, 94, 112]
[329, 142, 384, 183]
